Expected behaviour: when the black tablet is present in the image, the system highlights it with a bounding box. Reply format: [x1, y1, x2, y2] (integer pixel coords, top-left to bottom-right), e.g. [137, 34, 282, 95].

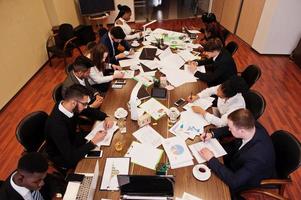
[151, 87, 167, 99]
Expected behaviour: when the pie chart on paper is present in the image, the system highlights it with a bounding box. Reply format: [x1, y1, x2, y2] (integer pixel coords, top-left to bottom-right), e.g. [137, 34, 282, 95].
[170, 144, 184, 155]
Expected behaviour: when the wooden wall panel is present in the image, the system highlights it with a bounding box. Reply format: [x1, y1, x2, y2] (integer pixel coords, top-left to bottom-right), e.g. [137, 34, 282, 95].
[220, 0, 242, 33]
[211, 0, 225, 22]
[236, 0, 266, 45]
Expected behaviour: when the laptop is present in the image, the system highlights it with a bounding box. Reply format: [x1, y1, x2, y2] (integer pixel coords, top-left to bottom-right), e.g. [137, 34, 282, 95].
[139, 48, 157, 60]
[63, 161, 99, 200]
[117, 175, 174, 200]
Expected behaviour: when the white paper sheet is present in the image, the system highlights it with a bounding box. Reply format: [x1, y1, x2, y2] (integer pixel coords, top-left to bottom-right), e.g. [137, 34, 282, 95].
[197, 65, 206, 73]
[100, 157, 130, 190]
[180, 110, 209, 130]
[159, 53, 185, 70]
[161, 69, 197, 87]
[189, 139, 227, 163]
[125, 141, 163, 170]
[85, 121, 119, 147]
[162, 137, 193, 169]
[133, 125, 164, 148]
[139, 98, 168, 120]
[133, 73, 154, 87]
[178, 50, 198, 62]
[183, 97, 215, 111]
[182, 192, 203, 200]
[169, 120, 203, 140]
[119, 58, 140, 68]
[120, 70, 135, 79]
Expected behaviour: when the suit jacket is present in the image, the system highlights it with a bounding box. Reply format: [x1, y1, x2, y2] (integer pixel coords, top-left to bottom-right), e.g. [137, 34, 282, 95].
[195, 48, 237, 86]
[100, 32, 131, 64]
[45, 104, 106, 169]
[61, 71, 98, 98]
[207, 124, 276, 193]
[0, 173, 64, 200]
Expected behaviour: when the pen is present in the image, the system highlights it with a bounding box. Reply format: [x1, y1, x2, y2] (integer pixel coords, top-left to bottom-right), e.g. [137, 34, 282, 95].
[203, 132, 207, 143]
[190, 92, 193, 101]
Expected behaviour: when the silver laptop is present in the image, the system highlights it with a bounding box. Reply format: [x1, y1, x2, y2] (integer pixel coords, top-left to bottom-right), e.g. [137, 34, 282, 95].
[63, 161, 99, 200]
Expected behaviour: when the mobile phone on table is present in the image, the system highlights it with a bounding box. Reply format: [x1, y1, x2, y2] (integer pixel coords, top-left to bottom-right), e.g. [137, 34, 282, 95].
[85, 150, 103, 158]
[174, 98, 186, 107]
[115, 79, 126, 85]
[112, 84, 123, 89]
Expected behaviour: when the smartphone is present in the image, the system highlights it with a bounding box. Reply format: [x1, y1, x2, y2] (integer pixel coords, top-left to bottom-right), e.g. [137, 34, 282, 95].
[112, 84, 123, 89]
[85, 150, 103, 158]
[174, 98, 186, 107]
[65, 173, 85, 182]
[115, 79, 126, 85]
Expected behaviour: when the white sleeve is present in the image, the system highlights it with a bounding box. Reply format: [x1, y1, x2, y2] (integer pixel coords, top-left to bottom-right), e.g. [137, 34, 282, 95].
[197, 85, 219, 98]
[89, 67, 113, 84]
[204, 112, 228, 127]
[125, 33, 139, 40]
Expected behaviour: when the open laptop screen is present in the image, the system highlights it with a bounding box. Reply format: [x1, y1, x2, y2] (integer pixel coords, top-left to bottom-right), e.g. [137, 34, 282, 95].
[117, 175, 174, 197]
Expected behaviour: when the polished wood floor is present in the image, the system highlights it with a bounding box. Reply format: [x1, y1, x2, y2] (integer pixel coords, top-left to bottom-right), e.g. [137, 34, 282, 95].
[0, 18, 300, 199]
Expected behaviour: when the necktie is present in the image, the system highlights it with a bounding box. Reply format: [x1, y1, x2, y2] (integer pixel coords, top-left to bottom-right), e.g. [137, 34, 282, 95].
[32, 190, 44, 200]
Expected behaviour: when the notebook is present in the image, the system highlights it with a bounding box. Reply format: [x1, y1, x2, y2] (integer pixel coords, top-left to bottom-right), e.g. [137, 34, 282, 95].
[139, 48, 157, 60]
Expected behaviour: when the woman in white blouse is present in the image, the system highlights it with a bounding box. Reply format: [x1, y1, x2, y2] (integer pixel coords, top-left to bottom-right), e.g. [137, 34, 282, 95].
[188, 76, 248, 127]
[89, 43, 124, 92]
[114, 4, 143, 40]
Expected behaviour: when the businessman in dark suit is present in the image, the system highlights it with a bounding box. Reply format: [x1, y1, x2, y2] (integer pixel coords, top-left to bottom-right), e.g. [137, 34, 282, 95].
[100, 26, 133, 64]
[0, 153, 64, 200]
[188, 38, 237, 86]
[46, 84, 113, 170]
[198, 108, 276, 198]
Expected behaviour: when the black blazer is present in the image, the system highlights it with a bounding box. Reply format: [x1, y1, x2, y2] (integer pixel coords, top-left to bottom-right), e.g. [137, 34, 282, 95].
[207, 124, 276, 193]
[45, 104, 104, 169]
[194, 48, 237, 86]
[0, 173, 63, 200]
[100, 32, 131, 64]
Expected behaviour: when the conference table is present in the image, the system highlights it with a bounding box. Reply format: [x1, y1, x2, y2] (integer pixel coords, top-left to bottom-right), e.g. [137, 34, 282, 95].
[74, 64, 230, 199]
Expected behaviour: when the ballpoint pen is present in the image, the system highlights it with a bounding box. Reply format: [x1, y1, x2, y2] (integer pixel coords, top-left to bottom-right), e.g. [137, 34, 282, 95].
[190, 92, 193, 101]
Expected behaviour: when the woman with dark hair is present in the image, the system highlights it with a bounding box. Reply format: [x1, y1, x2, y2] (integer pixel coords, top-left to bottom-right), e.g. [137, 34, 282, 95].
[114, 4, 143, 40]
[188, 76, 248, 127]
[88, 44, 124, 92]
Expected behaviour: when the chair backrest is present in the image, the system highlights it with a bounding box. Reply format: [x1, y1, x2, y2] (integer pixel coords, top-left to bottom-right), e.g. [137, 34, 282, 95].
[58, 23, 74, 42]
[241, 65, 262, 89]
[16, 111, 48, 152]
[225, 41, 238, 56]
[271, 130, 301, 179]
[65, 63, 73, 74]
[243, 90, 266, 120]
[52, 83, 63, 103]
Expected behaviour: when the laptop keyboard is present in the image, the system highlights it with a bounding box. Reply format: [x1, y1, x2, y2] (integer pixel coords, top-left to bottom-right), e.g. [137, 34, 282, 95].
[76, 176, 93, 200]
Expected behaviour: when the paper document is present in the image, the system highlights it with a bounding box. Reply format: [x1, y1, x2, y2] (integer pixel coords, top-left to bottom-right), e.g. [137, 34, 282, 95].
[133, 73, 154, 87]
[183, 97, 215, 111]
[121, 70, 135, 79]
[189, 139, 227, 163]
[139, 98, 168, 120]
[182, 192, 203, 200]
[180, 110, 209, 131]
[100, 157, 130, 190]
[169, 120, 203, 140]
[197, 65, 206, 73]
[119, 58, 139, 68]
[178, 50, 198, 62]
[133, 125, 164, 148]
[161, 69, 197, 87]
[85, 121, 119, 147]
[140, 59, 161, 70]
[125, 141, 163, 170]
[162, 137, 193, 169]
[159, 53, 185, 70]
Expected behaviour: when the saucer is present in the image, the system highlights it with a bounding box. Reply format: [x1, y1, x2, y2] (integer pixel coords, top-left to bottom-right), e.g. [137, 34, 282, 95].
[192, 164, 211, 181]
[131, 42, 140, 47]
[114, 107, 128, 119]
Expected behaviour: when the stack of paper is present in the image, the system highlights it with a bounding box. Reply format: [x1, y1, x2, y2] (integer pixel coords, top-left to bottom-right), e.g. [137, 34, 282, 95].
[162, 137, 194, 169]
[183, 97, 215, 111]
[133, 125, 164, 148]
[139, 98, 169, 120]
[125, 141, 163, 170]
[85, 121, 119, 147]
[189, 139, 227, 163]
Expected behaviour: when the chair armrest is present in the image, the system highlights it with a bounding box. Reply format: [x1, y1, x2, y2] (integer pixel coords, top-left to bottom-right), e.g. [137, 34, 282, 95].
[260, 178, 292, 186]
[240, 189, 288, 200]
[63, 36, 78, 51]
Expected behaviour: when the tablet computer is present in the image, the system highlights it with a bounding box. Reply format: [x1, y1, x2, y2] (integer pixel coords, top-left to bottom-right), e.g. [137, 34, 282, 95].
[151, 87, 167, 99]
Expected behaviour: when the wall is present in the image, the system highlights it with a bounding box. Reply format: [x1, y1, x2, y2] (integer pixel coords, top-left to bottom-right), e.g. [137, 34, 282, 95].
[252, 0, 301, 54]
[0, 0, 52, 109]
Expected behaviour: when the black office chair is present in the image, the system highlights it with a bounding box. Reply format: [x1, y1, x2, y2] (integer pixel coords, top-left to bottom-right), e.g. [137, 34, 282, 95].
[240, 64, 262, 89]
[46, 23, 83, 67]
[16, 111, 48, 153]
[243, 90, 266, 120]
[225, 41, 238, 56]
[241, 130, 301, 199]
[65, 63, 73, 75]
[52, 83, 64, 103]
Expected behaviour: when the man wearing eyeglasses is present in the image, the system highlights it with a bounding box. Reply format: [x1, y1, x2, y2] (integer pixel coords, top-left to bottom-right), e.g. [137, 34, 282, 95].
[45, 84, 113, 170]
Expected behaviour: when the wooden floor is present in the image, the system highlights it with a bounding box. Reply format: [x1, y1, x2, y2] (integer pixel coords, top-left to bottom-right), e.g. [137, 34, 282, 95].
[0, 18, 300, 199]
